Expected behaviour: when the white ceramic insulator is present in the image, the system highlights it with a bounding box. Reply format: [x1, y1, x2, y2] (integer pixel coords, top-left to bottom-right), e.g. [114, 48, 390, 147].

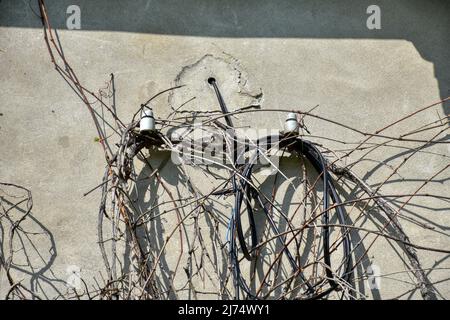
[140, 108, 155, 132]
[284, 112, 299, 133]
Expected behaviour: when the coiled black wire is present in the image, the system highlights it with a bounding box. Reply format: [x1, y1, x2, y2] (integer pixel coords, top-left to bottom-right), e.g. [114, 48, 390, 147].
[210, 79, 353, 299]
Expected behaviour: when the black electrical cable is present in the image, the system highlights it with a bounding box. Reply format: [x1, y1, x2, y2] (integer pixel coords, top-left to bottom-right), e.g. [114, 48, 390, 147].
[209, 79, 257, 259]
[290, 137, 353, 298]
[209, 77, 258, 299]
[234, 135, 353, 299]
[209, 78, 353, 299]
[232, 135, 314, 299]
[208, 77, 233, 128]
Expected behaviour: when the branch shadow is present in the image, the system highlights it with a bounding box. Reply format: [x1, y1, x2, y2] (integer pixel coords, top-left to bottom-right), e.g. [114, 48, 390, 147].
[0, 184, 63, 300]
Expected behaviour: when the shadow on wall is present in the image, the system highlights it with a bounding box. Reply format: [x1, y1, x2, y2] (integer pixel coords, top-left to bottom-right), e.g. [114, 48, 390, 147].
[0, 183, 63, 299]
[119, 148, 443, 299]
[0, 0, 449, 114]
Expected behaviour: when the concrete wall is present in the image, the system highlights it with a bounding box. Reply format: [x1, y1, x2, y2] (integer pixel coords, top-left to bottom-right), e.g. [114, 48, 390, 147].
[0, 0, 449, 299]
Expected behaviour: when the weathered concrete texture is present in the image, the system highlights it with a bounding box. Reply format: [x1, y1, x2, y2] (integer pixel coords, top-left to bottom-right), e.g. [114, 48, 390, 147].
[0, 0, 449, 299]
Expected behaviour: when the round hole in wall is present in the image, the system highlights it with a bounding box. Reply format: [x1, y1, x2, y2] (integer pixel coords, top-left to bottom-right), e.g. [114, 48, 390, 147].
[207, 77, 216, 85]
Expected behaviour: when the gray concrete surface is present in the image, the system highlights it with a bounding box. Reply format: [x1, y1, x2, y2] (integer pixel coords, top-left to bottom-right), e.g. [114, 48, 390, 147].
[0, 0, 449, 299]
